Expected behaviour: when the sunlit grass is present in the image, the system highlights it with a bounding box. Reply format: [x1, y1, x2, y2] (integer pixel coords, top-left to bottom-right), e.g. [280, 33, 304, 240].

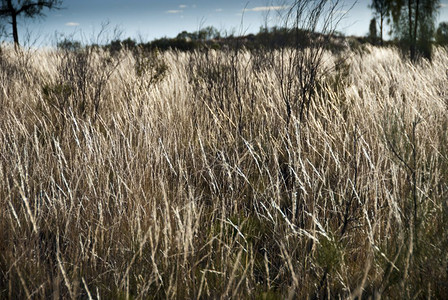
[0, 44, 447, 298]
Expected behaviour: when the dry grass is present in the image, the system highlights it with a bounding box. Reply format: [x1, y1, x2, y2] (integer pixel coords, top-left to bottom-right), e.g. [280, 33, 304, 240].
[0, 44, 447, 299]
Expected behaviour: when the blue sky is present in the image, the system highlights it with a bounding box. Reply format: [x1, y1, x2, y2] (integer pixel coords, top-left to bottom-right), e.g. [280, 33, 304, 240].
[3, 0, 448, 46]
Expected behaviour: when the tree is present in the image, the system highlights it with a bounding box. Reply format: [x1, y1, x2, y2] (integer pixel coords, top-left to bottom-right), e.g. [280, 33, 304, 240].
[57, 37, 81, 52]
[198, 26, 220, 41]
[388, 0, 440, 60]
[370, 0, 390, 45]
[435, 22, 448, 45]
[0, 0, 62, 47]
[368, 17, 378, 44]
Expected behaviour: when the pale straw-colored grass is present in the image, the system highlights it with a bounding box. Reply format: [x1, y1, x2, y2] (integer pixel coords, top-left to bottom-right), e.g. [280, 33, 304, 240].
[0, 44, 447, 298]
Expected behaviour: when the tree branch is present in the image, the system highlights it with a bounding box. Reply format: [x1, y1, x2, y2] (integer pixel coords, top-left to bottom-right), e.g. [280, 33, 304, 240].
[16, 0, 61, 16]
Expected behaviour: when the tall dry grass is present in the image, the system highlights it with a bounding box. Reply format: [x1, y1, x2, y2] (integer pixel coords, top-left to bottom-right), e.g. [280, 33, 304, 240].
[0, 44, 447, 299]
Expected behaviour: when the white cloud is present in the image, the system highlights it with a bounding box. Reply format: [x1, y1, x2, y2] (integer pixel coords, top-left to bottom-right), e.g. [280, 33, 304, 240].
[179, 4, 187, 9]
[441, 3, 448, 7]
[166, 10, 182, 14]
[65, 22, 80, 26]
[244, 6, 289, 12]
[215, 8, 223, 12]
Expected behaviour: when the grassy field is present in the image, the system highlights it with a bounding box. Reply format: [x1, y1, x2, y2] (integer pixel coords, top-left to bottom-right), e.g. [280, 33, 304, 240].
[0, 44, 447, 299]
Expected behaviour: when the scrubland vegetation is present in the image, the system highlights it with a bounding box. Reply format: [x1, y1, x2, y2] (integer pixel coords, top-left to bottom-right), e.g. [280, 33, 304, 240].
[0, 43, 447, 299]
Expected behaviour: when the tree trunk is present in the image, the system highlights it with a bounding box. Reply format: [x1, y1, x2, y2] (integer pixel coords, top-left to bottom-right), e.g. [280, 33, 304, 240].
[409, 0, 415, 60]
[12, 13, 19, 47]
[380, 14, 383, 46]
[413, 0, 420, 58]
[6, 0, 19, 47]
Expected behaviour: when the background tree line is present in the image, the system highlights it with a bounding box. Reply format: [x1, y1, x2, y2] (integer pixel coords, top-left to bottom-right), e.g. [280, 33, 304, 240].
[1, 0, 448, 60]
[369, 0, 447, 60]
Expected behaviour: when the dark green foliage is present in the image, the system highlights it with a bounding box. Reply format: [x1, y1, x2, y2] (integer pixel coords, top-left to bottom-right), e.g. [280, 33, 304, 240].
[369, 0, 440, 59]
[368, 18, 379, 44]
[254, 289, 284, 300]
[106, 37, 137, 54]
[177, 26, 221, 41]
[134, 49, 169, 84]
[144, 37, 199, 52]
[316, 236, 343, 274]
[102, 26, 348, 54]
[370, 0, 390, 45]
[390, 0, 440, 60]
[57, 38, 81, 52]
[42, 82, 72, 105]
[435, 22, 448, 45]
